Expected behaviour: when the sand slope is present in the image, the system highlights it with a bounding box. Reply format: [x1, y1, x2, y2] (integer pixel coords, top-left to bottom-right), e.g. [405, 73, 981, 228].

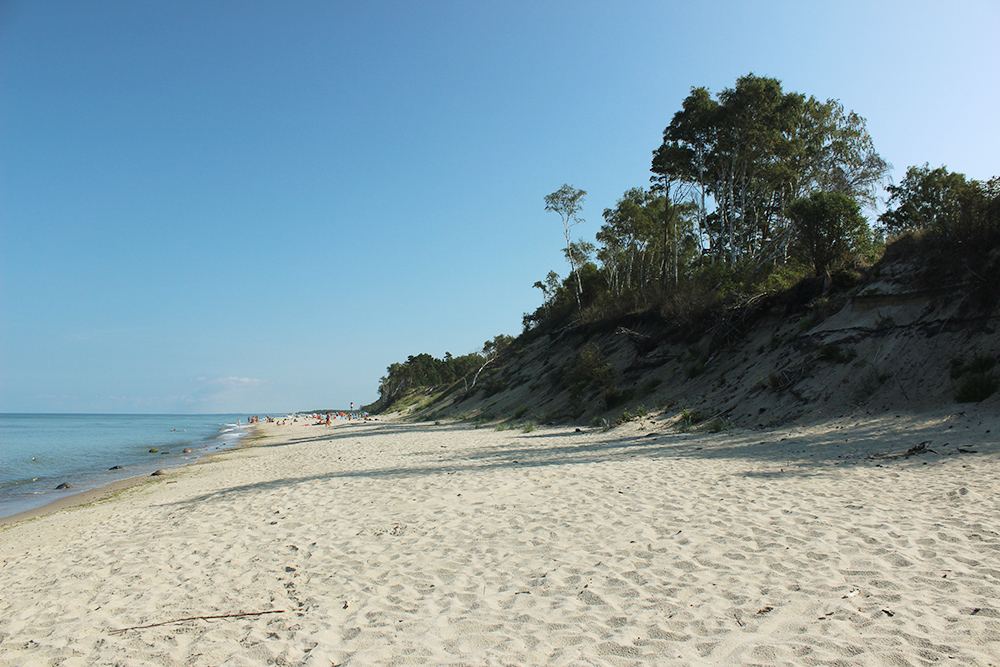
[1, 411, 998, 666]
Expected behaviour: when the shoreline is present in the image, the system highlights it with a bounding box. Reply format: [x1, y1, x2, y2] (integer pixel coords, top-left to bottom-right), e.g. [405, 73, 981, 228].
[1, 409, 997, 665]
[0, 421, 260, 527]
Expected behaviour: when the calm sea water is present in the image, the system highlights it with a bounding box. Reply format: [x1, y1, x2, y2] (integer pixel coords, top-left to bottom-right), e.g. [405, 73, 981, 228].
[0, 414, 253, 519]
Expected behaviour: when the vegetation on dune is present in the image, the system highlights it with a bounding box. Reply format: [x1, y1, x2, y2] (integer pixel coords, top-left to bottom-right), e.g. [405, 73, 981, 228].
[369, 73, 1000, 421]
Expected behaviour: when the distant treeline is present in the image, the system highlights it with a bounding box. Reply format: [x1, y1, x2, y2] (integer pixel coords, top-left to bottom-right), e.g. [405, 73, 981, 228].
[377, 352, 483, 404]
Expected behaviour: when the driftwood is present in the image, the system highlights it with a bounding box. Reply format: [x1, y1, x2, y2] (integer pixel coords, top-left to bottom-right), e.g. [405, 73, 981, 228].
[110, 609, 285, 633]
[867, 440, 941, 461]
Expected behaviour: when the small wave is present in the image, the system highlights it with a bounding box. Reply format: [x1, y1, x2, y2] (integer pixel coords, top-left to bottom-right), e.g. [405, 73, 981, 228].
[0, 477, 42, 490]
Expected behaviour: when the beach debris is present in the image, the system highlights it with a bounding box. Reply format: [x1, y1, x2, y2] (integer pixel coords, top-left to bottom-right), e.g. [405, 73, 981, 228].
[148, 448, 158, 453]
[110, 609, 285, 633]
[957, 448, 978, 454]
[183, 448, 193, 453]
[756, 606, 774, 615]
[55, 482, 72, 490]
[868, 440, 941, 461]
[151, 469, 167, 476]
[905, 441, 935, 457]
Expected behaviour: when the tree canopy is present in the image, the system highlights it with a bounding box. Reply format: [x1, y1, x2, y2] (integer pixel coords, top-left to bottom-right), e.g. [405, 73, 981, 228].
[788, 191, 871, 276]
[651, 74, 887, 268]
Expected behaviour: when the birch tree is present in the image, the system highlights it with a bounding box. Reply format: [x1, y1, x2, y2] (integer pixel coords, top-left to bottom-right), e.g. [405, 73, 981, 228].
[545, 184, 587, 318]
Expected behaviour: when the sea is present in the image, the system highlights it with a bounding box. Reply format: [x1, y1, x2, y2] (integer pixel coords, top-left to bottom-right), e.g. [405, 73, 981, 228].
[0, 414, 253, 520]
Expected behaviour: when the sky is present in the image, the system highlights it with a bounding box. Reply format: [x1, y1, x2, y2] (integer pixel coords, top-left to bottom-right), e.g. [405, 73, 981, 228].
[1, 0, 997, 414]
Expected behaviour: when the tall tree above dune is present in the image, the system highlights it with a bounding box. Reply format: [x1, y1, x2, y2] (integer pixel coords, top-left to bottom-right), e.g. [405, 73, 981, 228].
[652, 74, 888, 268]
[545, 184, 588, 318]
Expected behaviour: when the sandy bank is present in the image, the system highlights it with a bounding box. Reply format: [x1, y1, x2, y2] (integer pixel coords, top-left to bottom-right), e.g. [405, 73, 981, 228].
[0, 411, 997, 665]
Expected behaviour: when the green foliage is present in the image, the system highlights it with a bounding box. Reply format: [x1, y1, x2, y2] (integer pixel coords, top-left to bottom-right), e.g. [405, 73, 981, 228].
[753, 261, 813, 294]
[536, 411, 558, 424]
[880, 164, 970, 237]
[955, 374, 999, 404]
[678, 409, 707, 429]
[705, 418, 727, 433]
[526, 75, 892, 336]
[523, 262, 607, 332]
[545, 184, 589, 317]
[952, 354, 996, 378]
[952, 354, 999, 403]
[597, 187, 699, 303]
[378, 351, 483, 405]
[575, 342, 616, 389]
[653, 74, 887, 268]
[765, 372, 792, 392]
[880, 165, 1000, 247]
[788, 192, 872, 276]
[603, 385, 633, 408]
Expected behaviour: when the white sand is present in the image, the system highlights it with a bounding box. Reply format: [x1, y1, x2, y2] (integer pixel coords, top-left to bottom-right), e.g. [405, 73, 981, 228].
[1, 411, 998, 666]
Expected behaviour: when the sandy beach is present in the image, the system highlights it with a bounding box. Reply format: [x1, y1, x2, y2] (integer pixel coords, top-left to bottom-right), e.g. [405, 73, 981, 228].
[1, 411, 998, 666]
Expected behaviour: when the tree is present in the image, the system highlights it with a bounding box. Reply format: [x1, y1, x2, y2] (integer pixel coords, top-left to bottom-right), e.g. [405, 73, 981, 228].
[788, 192, 871, 276]
[879, 164, 973, 237]
[545, 184, 587, 318]
[652, 74, 887, 268]
[469, 335, 514, 390]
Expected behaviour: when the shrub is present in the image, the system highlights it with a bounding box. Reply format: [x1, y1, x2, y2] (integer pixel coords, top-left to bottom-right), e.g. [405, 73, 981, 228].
[705, 418, 727, 433]
[678, 409, 707, 430]
[766, 372, 791, 392]
[952, 353, 999, 403]
[603, 385, 633, 409]
[639, 378, 662, 397]
[955, 373, 999, 403]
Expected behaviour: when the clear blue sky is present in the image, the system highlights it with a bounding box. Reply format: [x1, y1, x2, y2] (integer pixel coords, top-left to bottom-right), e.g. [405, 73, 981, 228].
[1, 0, 997, 414]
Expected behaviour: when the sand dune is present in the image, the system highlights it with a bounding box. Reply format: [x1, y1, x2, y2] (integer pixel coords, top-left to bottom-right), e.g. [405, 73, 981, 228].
[1, 410, 998, 665]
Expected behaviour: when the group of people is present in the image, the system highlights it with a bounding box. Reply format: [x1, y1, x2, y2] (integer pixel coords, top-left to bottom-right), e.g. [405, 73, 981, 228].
[239, 412, 374, 427]
[239, 412, 375, 427]
[310, 411, 372, 425]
